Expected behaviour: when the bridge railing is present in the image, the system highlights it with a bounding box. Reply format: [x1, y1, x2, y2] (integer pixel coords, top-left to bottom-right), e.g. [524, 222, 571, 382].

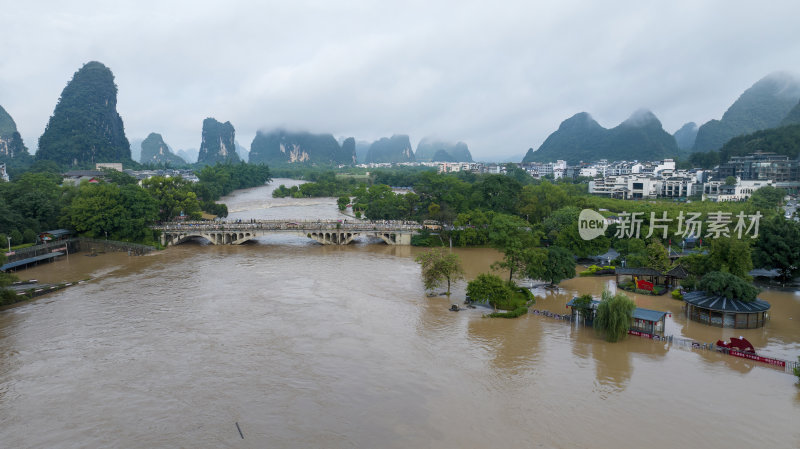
[152, 219, 424, 233]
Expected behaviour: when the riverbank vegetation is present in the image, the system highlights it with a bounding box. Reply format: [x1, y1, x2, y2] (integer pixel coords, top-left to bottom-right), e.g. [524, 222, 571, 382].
[0, 162, 270, 246]
[0, 253, 19, 305]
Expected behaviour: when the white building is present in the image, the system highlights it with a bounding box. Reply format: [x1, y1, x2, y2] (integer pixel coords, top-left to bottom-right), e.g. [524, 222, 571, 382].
[703, 179, 774, 202]
[0, 163, 8, 182]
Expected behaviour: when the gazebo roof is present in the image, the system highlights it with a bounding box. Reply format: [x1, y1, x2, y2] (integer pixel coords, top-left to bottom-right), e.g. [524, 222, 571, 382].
[665, 265, 689, 279]
[632, 308, 668, 323]
[615, 267, 662, 276]
[567, 297, 668, 323]
[683, 291, 771, 313]
[592, 248, 619, 261]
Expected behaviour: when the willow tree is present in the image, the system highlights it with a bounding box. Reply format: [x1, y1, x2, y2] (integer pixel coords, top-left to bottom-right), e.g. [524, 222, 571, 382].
[593, 290, 636, 342]
[415, 248, 465, 296]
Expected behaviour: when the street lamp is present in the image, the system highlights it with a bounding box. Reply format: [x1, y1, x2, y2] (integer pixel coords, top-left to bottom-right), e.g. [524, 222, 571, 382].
[6, 236, 10, 252]
[104, 231, 108, 240]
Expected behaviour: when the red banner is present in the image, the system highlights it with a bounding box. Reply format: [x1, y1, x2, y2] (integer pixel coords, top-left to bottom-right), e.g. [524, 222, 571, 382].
[628, 330, 653, 339]
[728, 350, 786, 367]
[636, 279, 654, 291]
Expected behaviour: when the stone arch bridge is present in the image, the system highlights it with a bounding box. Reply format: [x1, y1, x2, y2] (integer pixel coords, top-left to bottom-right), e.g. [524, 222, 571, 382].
[152, 220, 422, 246]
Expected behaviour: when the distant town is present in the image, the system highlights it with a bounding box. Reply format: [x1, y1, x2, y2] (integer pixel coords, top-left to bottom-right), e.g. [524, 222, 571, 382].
[4, 150, 796, 208]
[359, 150, 799, 203]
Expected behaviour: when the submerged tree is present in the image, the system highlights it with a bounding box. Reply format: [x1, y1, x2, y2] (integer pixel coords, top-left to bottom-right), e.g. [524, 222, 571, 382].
[593, 290, 636, 342]
[572, 294, 595, 324]
[697, 271, 760, 302]
[466, 273, 514, 311]
[415, 248, 465, 296]
[524, 245, 576, 286]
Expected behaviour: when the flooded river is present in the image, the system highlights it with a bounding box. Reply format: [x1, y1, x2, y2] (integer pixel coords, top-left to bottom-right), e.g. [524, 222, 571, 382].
[1, 180, 798, 448]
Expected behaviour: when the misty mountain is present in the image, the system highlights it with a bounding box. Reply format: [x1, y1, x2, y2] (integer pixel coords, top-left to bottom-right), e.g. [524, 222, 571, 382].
[129, 137, 143, 162]
[781, 99, 800, 126]
[692, 72, 800, 152]
[249, 129, 355, 165]
[523, 110, 678, 164]
[673, 122, 698, 150]
[365, 135, 415, 163]
[235, 140, 249, 161]
[415, 138, 473, 162]
[36, 61, 132, 166]
[140, 132, 185, 165]
[431, 149, 455, 162]
[197, 118, 240, 165]
[715, 124, 800, 164]
[0, 105, 31, 163]
[355, 140, 371, 163]
[175, 148, 198, 164]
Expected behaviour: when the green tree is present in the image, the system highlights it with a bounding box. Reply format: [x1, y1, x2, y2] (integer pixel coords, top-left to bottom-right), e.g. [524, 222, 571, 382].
[466, 273, 514, 311]
[9, 229, 22, 246]
[697, 271, 760, 302]
[645, 239, 670, 273]
[594, 290, 636, 342]
[753, 214, 800, 282]
[414, 248, 465, 296]
[573, 294, 595, 323]
[337, 196, 350, 211]
[61, 182, 158, 242]
[555, 221, 610, 258]
[452, 210, 491, 246]
[22, 228, 37, 244]
[488, 213, 538, 281]
[142, 176, 202, 222]
[724, 176, 737, 186]
[525, 245, 576, 285]
[707, 237, 753, 279]
[517, 181, 570, 223]
[747, 185, 784, 213]
[469, 174, 521, 215]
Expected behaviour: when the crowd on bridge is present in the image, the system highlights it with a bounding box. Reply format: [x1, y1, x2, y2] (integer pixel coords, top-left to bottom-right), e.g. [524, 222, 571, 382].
[153, 219, 424, 233]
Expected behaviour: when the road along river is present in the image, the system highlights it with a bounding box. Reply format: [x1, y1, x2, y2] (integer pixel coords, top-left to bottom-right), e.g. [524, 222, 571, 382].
[0, 179, 798, 448]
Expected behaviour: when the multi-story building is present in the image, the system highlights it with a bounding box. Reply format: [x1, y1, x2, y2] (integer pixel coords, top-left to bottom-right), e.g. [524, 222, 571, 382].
[717, 152, 798, 182]
[659, 175, 700, 198]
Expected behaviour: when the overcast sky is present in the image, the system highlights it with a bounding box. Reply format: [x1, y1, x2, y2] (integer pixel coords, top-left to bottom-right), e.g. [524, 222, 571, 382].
[2, 0, 800, 161]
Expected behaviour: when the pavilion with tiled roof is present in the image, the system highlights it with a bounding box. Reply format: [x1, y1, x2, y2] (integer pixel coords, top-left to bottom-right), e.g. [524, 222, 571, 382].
[683, 291, 770, 328]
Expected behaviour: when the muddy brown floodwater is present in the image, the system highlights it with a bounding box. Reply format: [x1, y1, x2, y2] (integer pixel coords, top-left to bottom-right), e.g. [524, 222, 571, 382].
[0, 180, 798, 448]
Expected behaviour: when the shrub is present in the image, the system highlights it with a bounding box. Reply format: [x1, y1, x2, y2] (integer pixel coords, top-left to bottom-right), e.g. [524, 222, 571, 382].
[634, 288, 652, 295]
[671, 289, 683, 300]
